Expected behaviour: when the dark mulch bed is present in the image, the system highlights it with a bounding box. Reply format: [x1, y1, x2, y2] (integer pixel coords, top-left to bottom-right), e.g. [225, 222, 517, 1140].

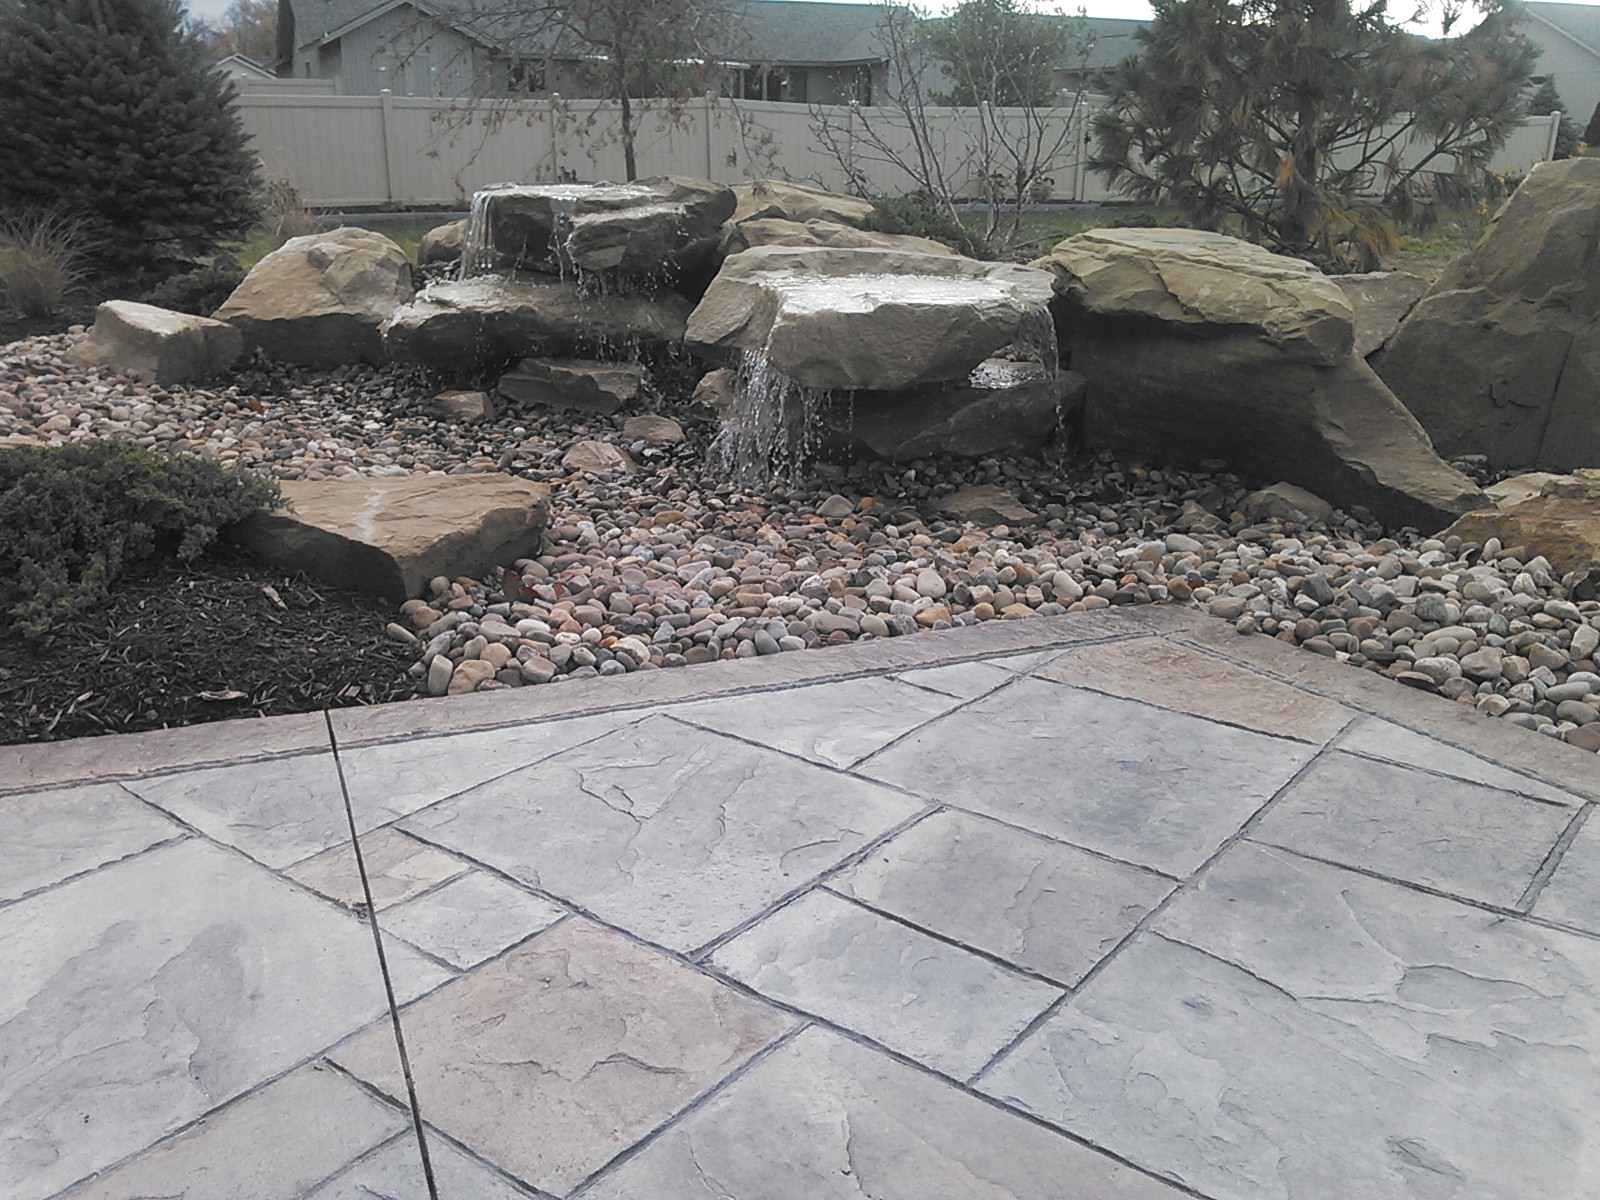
[0, 300, 96, 347]
[0, 550, 419, 746]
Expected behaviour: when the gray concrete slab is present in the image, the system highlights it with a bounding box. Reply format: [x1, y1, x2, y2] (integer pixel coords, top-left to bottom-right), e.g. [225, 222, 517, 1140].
[12, 606, 1600, 1200]
[124, 716, 618, 868]
[581, 1026, 1187, 1199]
[286, 827, 468, 911]
[331, 919, 792, 1197]
[673, 675, 964, 769]
[1039, 637, 1354, 743]
[305, 1132, 536, 1200]
[1340, 715, 1582, 804]
[1533, 811, 1600, 933]
[834, 809, 1174, 986]
[61, 1064, 406, 1200]
[894, 660, 1015, 698]
[1252, 750, 1573, 907]
[982, 842, 1600, 1200]
[711, 889, 1062, 1077]
[402, 715, 923, 952]
[860, 677, 1317, 875]
[0, 782, 182, 904]
[1, 839, 447, 1200]
[380, 870, 566, 970]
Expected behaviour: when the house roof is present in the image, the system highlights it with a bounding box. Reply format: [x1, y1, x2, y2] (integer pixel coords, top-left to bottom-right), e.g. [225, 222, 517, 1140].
[214, 52, 277, 77]
[1523, 1, 1600, 59]
[291, 0, 1152, 71]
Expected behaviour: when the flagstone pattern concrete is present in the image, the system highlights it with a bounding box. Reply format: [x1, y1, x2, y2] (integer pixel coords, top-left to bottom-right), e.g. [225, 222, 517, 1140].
[5, 608, 1600, 1200]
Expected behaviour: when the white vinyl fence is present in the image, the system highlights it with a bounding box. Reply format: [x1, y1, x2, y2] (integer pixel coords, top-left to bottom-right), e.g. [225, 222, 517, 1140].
[235, 92, 1564, 209]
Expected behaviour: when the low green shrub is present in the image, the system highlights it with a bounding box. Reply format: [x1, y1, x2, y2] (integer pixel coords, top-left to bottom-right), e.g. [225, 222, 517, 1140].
[864, 193, 983, 256]
[0, 442, 280, 639]
[0, 208, 91, 317]
[138, 255, 247, 317]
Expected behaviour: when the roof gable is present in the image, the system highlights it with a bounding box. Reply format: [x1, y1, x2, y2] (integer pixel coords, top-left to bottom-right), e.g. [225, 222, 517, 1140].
[1523, 2, 1600, 58]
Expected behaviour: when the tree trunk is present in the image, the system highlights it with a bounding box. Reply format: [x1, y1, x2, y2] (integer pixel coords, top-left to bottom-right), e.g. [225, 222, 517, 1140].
[616, 60, 637, 182]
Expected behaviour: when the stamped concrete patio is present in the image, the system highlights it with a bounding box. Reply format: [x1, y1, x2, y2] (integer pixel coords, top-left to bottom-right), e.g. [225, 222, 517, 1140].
[6, 606, 1600, 1200]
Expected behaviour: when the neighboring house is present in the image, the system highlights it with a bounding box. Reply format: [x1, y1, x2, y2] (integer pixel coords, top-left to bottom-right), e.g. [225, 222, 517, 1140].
[1521, 2, 1600, 137]
[283, 0, 893, 100]
[214, 52, 279, 81]
[283, 0, 1130, 104]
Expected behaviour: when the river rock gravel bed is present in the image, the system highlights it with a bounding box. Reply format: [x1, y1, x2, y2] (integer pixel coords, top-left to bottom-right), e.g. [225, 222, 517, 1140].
[8, 331, 1600, 753]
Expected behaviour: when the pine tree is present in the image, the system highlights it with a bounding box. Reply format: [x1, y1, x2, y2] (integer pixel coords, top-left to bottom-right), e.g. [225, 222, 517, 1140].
[0, 0, 261, 276]
[1526, 77, 1582, 159]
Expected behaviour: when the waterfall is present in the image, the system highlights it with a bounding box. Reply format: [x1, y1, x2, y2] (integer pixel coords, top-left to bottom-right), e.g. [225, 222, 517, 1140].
[712, 351, 837, 488]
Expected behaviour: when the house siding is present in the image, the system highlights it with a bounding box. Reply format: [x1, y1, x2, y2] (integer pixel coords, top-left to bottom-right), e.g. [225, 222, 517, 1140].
[1526, 25, 1600, 139]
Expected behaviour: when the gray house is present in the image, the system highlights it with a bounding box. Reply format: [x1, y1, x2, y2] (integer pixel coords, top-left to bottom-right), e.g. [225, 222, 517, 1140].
[282, 0, 896, 101]
[1521, 1, 1600, 136]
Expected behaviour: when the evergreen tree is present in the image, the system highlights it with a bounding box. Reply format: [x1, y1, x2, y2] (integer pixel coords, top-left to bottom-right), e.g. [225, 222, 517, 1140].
[1526, 76, 1582, 159]
[1091, 0, 1537, 271]
[0, 0, 261, 275]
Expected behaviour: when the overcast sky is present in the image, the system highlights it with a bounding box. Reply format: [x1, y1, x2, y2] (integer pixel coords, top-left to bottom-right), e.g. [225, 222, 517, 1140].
[182, 0, 1600, 38]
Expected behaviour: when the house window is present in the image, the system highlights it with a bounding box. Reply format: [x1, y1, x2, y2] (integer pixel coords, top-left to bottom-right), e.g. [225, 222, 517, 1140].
[743, 67, 803, 102]
[509, 59, 547, 94]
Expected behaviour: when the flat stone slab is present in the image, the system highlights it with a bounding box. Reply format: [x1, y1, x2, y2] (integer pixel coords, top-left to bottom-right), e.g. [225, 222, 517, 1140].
[331, 919, 792, 1196]
[835, 809, 1174, 986]
[861, 677, 1316, 875]
[711, 889, 1062, 1077]
[583, 1025, 1186, 1199]
[1252, 751, 1572, 907]
[401, 715, 922, 951]
[0, 782, 181, 903]
[285, 826, 467, 911]
[65, 1064, 406, 1200]
[380, 869, 566, 969]
[982, 842, 1600, 1200]
[305, 1133, 532, 1200]
[894, 659, 1013, 698]
[675, 674, 963, 769]
[1533, 813, 1600, 933]
[232, 475, 552, 602]
[1, 839, 446, 1200]
[124, 716, 616, 868]
[1340, 715, 1579, 803]
[1039, 637, 1353, 743]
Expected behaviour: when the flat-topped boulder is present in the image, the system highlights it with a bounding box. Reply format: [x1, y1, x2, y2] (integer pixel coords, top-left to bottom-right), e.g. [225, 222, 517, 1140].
[687, 246, 1057, 391]
[1033, 228, 1486, 530]
[466, 177, 733, 282]
[825, 361, 1082, 462]
[214, 228, 414, 367]
[383, 276, 691, 372]
[498, 358, 643, 414]
[1373, 158, 1600, 470]
[68, 300, 241, 384]
[719, 218, 957, 261]
[730, 180, 876, 227]
[232, 475, 550, 601]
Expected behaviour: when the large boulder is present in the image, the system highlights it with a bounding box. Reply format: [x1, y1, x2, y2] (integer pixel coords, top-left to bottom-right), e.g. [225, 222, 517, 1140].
[419, 219, 465, 266]
[718, 217, 957, 261]
[1332, 271, 1430, 358]
[467, 177, 734, 282]
[824, 361, 1083, 461]
[1441, 470, 1600, 574]
[383, 277, 691, 372]
[1033, 228, 1486, 530]
[214, 228, 414, 367]
[1373, 158, 1600, 470]
[68, 300, 241, 384]
[232, 475, 550, 602]
[730, 180, 876, 228]
[687, 246, 1057, 391]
